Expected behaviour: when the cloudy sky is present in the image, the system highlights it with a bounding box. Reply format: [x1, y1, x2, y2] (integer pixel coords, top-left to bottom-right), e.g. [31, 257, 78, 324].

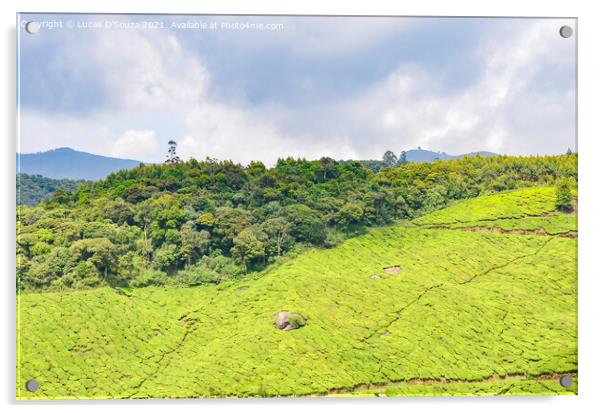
[18, 14, 576, 164]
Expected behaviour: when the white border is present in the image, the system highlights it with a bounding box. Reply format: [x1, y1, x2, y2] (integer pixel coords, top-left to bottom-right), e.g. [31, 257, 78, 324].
[2, 1, 601, 412]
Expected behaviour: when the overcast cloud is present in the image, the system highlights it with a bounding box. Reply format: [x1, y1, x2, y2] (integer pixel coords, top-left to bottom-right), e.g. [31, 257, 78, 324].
[18, 15, 576, 164]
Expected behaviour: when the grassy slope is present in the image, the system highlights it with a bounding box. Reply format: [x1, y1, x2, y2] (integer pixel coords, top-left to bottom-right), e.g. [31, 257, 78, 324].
[414, 186, 577, 235]
[17, 187, 577, 399]
[414, 187, 559, 225]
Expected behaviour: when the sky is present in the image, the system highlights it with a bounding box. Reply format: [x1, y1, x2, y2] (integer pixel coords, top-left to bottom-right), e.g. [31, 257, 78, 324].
[18, 14, 577, 165]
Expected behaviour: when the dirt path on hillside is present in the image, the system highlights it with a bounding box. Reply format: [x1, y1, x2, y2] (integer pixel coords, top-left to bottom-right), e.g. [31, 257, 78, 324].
[321, 371, 577, 397]
[421, 225, 577, 238]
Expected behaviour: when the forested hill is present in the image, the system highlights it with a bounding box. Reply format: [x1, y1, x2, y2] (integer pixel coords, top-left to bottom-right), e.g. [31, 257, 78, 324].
[17, 147, 142, 180]
[360, 148, 497, 171]
[17, 173, 85, 206]
[17, 153, 577, 292]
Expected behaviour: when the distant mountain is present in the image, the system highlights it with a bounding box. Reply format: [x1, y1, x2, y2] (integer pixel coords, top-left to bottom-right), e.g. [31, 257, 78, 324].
[17, 173, 86, 206]
[405, 148, 498, 163]
[17, 147, 142, 180]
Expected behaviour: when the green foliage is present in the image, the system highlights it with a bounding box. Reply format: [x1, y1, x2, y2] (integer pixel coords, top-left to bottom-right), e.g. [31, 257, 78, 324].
[102, 199, 135, 225]
[69, 238, 118, 280]
[17, 189, 577, 398]
[30, 242, 51, 257]
[382, 150, 398, 167]
[414, 187, 558, 226]
[16, 154, 577, 292]
[231, 228, 267, 270]
[414, 186, 577, 236]
[363, 150, 408, 171]
[555, 178, 574, 212]
[335, 203, 365, 227]
[17, 173, 85, 206]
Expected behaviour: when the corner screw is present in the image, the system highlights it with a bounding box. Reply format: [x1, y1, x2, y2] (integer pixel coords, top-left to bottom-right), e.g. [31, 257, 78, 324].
[25, 379, 39, 392]
[559, 375, 573, 388]
[559, 25, 573, 38]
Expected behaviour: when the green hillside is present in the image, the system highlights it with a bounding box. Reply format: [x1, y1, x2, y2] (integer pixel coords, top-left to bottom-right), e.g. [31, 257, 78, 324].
[414, 186, 577, 236]
[17, 173, 85, 206]
[16, 154, 577, 293]
[17, 186, 577, 399]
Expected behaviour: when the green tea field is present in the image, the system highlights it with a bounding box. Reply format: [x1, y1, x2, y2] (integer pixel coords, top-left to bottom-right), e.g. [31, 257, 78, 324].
[17, 187, 578, 398]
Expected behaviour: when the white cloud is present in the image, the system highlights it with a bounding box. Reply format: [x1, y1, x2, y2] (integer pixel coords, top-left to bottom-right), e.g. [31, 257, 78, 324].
[299, 18, 577, 158]
[19, 27, 210, 161]
[176, 19, 576, 163]
[18, 110, 113, 155]
[111, 130, 159, 160]
[19, 18, 576, 166]
[96, 31, 209, 114]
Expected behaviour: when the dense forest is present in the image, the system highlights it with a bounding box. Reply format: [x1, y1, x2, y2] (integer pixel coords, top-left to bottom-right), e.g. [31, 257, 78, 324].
[16, 151, 577, 292]
[17, 173, 85, 206]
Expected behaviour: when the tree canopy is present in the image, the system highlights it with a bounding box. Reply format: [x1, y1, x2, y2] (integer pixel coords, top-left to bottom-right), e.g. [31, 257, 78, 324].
[17, 152, 577, 292]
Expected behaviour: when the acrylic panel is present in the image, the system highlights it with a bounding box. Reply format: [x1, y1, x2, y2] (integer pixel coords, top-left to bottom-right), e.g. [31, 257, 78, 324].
[16, 13, 578, 399]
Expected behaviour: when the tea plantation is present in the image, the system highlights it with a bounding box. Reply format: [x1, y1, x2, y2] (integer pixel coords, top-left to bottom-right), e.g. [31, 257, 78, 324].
[17, 187, 577, 398]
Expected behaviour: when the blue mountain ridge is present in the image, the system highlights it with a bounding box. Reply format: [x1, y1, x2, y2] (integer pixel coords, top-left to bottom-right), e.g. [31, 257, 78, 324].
[17, 147, 142, 181]
[404, 148, 497, 163]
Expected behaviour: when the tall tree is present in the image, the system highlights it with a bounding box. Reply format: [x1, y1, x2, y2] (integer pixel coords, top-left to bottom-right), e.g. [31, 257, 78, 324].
[231, 228, 266, 271]
[69, 239, 118, 279]
[262, 217, 292, 257]
[180, 223, 210, 267]
[398, 150, 407, 166]
[165, 140, 182, 165]
[382, 150, 398, 167]
[555, 179, 573, 212]
[316, 157, 338, 182]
